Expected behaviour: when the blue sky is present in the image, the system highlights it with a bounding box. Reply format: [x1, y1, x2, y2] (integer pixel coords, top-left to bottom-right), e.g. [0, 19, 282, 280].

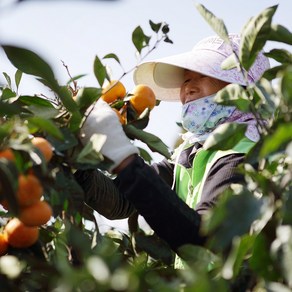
[0, 0, 291, 232]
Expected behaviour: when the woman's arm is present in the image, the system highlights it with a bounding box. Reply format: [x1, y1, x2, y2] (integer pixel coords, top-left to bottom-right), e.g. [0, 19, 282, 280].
[74, 168, 136, 219]
[114, 155, 205, 251]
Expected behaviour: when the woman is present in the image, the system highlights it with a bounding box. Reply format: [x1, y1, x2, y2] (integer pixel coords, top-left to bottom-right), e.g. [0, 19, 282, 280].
[77, 34, 270, 266]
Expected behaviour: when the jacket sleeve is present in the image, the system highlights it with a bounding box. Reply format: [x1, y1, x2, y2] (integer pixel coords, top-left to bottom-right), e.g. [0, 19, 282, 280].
[74, 169, 136, 219]
[114, 155, 205, 251]
[150, 158, 175, 187]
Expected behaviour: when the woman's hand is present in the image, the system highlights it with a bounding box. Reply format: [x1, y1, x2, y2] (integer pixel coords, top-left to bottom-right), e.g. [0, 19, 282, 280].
[80, 98, 139, 173]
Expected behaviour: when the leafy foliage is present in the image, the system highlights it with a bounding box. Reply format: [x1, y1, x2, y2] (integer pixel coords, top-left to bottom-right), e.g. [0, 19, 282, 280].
[0, 3, 292, 292]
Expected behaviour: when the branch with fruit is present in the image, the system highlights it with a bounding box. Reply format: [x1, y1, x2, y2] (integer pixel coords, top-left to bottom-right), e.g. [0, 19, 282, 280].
[0, 20, 172, 256]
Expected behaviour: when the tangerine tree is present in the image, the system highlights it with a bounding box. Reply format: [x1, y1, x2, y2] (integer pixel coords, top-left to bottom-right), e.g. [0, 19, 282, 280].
[0, 19, 174, 291]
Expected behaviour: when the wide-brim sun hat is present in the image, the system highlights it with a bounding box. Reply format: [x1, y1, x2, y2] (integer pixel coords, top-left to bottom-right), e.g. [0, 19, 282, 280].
[133, 33, 270, 101]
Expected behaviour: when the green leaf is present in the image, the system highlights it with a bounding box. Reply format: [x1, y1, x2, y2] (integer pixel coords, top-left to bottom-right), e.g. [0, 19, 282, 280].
[76, 133, 105, 165]
[18, 95, 55, 108]
[221, 54, 239, 71]
[110, 99, 126, 110]
[65, 222, 93, 252]
[56, 85, 79, 113]
[281, 65, 292, 105]
[66, 74, 87, 85]
[282, 187, 292, 225]
[15, 69, 22, 90]
[204, 188, 265, 252]
[178, 244, 219, 271]
[215, 84, 251, 111]
[243, 163, 281, 195]
[137, 147, 152, 164]
[2, 72, 12, 89]
[164, 36, 173, 44]
[27, 117, 64, 140]
[68, 110, 83, 133]
[196, 4, 230, 44]
[1, 87, 17, 100]
[133, 232, 174, 264]
[127, 114, 149, 130]
[259, 123, 292, 158]
[1, 45, 76, 116]
[18, 95, 59, 118]
[52, 170, 86, 214]
[222, 235, 255, 279]
[47, 127, 78, 152]
[0, 159, 19, 215]
[103, 53, 121, 65]
[253, 79, 277, 118]
[93, 56, 107, 87]
[264, 49, 292, 64]
[239, 5, 278, 71]
[2, 45, 59, 91]
[249, 233, 280, 280]
[0, 100, 21, 116]
[203, 123, 248, 151]
[132, 26, 151, 53]
[26, 105, 59, 119]
[149, 20, 162, 33]
[269, 24, 292, 45]
[0, 122, 14, 140]
[263, 65, 288, 81]
[74, 87, 102, 111]
[123, 124, 171, 159]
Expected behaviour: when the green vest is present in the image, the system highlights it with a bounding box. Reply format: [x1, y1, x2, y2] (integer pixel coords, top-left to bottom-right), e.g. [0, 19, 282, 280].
[173, 137, 255, 269]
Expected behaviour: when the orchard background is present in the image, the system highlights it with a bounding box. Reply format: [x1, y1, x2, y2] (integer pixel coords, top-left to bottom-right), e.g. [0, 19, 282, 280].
[0, 1, 292, 291]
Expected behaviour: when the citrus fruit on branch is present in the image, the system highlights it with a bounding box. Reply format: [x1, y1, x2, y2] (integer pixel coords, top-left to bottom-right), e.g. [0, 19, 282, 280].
[18, 200, 53, 227]
[129, 84, 156, 116]
[16, 174, 43, 207]
[0, 233, 8, 256]
[99, 81, 156, 125]
[4, 218, 39, 248]
[31, 137, 53, 162]
[101, 80, 127, 104]
[0, 149, 15, 161]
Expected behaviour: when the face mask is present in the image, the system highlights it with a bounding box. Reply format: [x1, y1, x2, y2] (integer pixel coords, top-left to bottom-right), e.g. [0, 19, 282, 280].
[181, 94, 235, 135]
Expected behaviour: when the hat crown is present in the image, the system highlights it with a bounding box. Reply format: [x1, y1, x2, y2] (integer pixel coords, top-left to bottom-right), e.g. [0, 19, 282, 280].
[192, 34, 240, 56]
[193, 34, 240, 52]
[191, 33, 270, 83]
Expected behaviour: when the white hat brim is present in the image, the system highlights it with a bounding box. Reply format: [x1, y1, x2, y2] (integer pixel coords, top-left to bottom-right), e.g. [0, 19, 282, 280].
[134, 49, 248, 101]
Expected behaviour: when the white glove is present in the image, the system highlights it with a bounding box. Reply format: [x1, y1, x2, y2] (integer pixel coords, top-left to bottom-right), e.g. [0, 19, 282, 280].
[80, 98, 139, 172]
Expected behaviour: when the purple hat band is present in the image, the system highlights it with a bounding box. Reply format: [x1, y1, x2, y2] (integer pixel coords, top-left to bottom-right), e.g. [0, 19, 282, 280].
[133, 34, 270, 101]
